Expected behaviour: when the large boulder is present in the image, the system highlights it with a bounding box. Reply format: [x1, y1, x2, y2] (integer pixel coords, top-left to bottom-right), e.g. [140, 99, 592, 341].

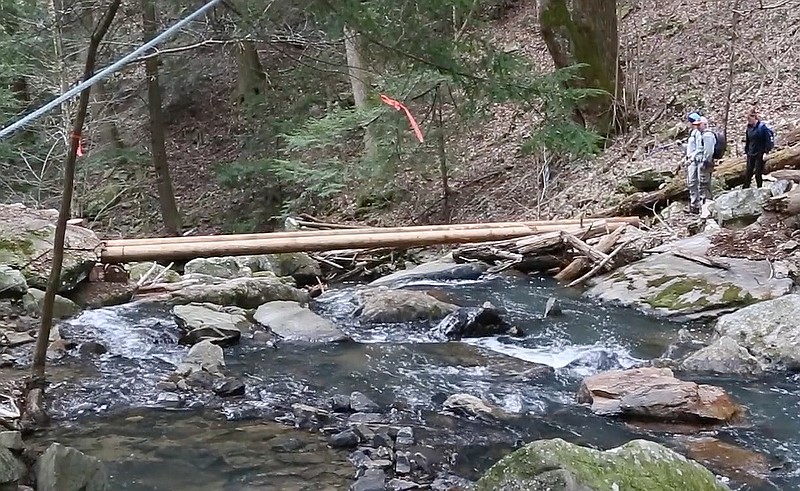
[712, 187, 772, 227]
[35, 442, 108, 491]
[128, 262, 181, 283]
[184, 257, 252, 279]
[369, 256, 487, 287]
[169, 276, 308, 309]
[0, 203, 100, 291]
[680, 336, 763, 376]
[262, 253, 321, 287]
[432, 305, 521, 340]
[172, 302, 251, 345]
[685, 294, 800, 373]
[23, 288, 80, 319]
[586, 235, 792, 319]
[0, 446, 23, 486]
[627, 167, 675, 192]
[254, 301, 350, 343]
[577, 367, 742, 424]
[355, 287, 458, 324]
[474, 438, 731, 491]
[0, 265, 26, 297]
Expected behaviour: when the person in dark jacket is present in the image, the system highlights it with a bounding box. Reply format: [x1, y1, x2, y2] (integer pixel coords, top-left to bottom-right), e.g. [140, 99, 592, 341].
[744, 108, 771, 188]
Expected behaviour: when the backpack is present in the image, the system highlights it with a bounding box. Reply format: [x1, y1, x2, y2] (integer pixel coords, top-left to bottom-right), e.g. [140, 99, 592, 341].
[710, 130, 726, 160]
[760, 121, 775, 152]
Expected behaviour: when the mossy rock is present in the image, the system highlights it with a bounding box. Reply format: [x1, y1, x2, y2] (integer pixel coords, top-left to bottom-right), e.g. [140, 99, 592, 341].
[0, 204, 100, 292]
[128, 262, 181, 283]
[475, 438, 730, 491]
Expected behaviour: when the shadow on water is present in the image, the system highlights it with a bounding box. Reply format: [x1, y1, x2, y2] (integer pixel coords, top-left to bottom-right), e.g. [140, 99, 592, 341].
[42, 274, 800, 490]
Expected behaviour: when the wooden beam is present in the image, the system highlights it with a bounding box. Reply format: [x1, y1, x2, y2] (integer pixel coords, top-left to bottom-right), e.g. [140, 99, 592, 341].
[104, 217, 640, 247]
[100, 220, 636, 263]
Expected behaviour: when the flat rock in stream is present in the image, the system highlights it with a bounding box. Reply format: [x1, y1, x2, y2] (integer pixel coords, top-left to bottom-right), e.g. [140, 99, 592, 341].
[369, 256, 487, 287]
[169, 276, 308, 309]
[0, 203, 100, 291]
[586, 234, 792, 319]
[254, 301, 350, 343]
[577, 367, 743, 424]
[173, 302, 251, 345]
[35, 442, 109, 491]
[355, 287, 458, 324]
[673, 435, 776, 487]
[682, 294, 800, 373]
[474, 438, 731, 491]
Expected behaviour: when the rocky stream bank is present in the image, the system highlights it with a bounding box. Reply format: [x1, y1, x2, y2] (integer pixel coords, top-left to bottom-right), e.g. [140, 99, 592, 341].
[1, 198, 800, 490]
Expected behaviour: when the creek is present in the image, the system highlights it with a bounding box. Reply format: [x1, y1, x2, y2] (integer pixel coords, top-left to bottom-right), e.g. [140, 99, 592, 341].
[25, 274, 800, 490]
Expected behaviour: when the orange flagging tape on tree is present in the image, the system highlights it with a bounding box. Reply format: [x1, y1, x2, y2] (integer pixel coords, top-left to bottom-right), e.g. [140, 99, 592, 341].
[380, 94, 424, 143]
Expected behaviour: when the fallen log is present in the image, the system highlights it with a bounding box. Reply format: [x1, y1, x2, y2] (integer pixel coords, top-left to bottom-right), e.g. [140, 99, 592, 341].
[105, 217, 638, 247]
[768, 169, 800, 183]
[555, 225, 627, 282]
[101, 221, 635, 263]
[595, 143, 800, 217]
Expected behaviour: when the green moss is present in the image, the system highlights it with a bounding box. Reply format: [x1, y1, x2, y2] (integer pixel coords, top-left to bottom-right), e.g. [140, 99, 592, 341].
[475, 439, 730, 491]
[721, 285, 755, 306]
[0, 237, 36, 264]
[646, 277, 714, 310]
[646, 274, 676, 288]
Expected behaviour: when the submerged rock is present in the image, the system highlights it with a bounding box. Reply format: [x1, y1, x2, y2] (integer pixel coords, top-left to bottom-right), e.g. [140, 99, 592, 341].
[351, 469, 386, 491]
[0, 265, 26, 297]
[680, 336, 763, 375]
[185, 257, 252, 279]
[0, 203, 100, 291]
[23, 288, 80, 319]
[432, 305, 521, 340]
[713, 187, 772, 227]
[474, 438, 731, 491]
[369, 256, 487, 287]
[254, 301, 350, 343]
[704, 294, 800, 372]
[356, 287, 458, 324]
[586, 234, 792, 319]
[577, 367, 742, 424]
[172, 302, 251, 345]
[329, 429, 360, 449]
[35, 442, 109, 491]
[170, 276, 308, 309]
[674, 436, 775, 487]
[213, 379, 246, 397]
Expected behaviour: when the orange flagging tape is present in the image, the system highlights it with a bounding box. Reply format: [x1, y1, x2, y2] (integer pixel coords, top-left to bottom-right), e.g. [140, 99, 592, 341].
[380, 94, 424, 143]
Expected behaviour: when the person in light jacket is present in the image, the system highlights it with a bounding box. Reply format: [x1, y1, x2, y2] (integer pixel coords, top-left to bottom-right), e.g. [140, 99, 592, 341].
[685, 116, 716, 214]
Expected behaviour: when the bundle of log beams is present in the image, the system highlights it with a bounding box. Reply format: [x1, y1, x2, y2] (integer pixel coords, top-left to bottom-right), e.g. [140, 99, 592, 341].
[100, 216, 642, 287]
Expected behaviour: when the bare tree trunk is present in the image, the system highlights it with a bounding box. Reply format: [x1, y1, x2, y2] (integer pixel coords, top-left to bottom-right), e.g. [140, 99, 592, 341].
[31, 0, 122, 383]
[721, 3, 742, 137]
[538, 0, 623, 135]
[435, 86, 451, 223]
[143, 0, 182, 236]
[91, 79, 125, 150]
[235, 40, 266, 105]
[343, 25, 377, 159]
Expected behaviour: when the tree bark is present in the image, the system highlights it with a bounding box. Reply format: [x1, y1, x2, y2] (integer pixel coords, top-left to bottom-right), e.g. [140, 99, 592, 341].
[594, 143, 800, 217]
[235, 40, 266, 105]
[343, 25, 377, 159]
[31, 0, 122, 382]
[143, 0, 182, 236]
[538, 0, 623, 135]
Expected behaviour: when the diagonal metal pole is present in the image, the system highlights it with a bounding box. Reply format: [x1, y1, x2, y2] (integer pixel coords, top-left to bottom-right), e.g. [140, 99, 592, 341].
[0, 0, 224, 139]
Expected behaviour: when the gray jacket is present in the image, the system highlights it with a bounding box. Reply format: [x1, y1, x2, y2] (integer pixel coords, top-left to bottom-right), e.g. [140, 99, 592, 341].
[686, 128, 716, 164]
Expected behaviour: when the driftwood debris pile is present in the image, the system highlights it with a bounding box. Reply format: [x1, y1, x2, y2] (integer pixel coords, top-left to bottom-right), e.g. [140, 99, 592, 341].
[454, 220, 650, 287]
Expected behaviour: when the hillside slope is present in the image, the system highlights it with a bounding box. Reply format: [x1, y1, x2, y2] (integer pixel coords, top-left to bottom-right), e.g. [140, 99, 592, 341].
[88, 0, 800, 236]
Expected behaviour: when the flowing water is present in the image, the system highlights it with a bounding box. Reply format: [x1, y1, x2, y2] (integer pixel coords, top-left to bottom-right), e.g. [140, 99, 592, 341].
[30, 274, 800, 490]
